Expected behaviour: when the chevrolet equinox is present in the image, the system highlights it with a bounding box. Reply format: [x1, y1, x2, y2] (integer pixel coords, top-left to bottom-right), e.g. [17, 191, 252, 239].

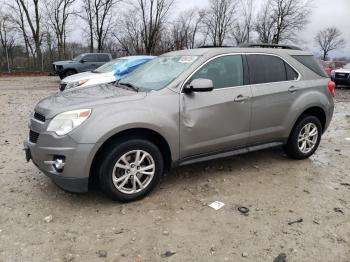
[24, 45, 335, 202]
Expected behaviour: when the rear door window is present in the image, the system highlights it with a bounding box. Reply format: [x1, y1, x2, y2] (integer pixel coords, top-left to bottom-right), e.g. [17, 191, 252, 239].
[247, 54, 287, 84]
[189, 55, 244, 89]
[84, 54, 98, 62]
[97, 54, 110, 62]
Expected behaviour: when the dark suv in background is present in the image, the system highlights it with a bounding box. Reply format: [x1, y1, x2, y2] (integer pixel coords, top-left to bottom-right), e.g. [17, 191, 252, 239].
[53, 53, 112, 79]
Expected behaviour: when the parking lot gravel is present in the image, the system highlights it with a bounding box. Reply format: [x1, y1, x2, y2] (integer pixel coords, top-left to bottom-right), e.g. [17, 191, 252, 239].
[0, 76, 349, 261]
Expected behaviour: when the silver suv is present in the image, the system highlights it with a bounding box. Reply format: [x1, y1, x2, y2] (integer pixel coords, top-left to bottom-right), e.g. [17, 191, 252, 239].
[24, 45, 335, 202]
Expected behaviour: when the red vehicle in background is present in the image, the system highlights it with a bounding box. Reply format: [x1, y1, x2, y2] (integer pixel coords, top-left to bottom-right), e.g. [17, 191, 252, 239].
[321, 61, 347, 76]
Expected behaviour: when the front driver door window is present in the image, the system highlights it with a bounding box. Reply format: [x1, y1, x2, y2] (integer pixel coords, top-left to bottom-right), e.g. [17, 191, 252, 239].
[180, 55, 252, 159]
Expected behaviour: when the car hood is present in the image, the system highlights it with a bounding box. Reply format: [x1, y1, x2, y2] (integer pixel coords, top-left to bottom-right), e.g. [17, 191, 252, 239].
[334, 68, 350, 73]
[35, 84, 146, 119]
[53, 60, 76, 66]
[62, 71, 114, 83]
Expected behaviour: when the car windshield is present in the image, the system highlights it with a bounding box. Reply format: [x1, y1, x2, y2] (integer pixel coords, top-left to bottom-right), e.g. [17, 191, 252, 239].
[343, 63, 350, 69]
[119, 55, 199, 90]
[92, 59, 125, 73]
[73, 54, 85, 61]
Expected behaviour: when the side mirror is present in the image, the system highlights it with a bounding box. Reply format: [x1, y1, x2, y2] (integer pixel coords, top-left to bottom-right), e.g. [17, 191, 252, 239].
[80, 59, 86, 63]
[184, 78, 214, 93]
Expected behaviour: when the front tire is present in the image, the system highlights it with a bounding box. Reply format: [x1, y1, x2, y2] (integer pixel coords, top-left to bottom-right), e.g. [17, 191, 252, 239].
[284, 115, 322, 159]
[98, 139, 164, 202]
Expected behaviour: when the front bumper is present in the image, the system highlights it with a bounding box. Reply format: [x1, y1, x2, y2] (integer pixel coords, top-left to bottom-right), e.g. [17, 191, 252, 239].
[334, 78, 350, 86]
[24, 130, 97, 193]
[332, 75, 350, 86]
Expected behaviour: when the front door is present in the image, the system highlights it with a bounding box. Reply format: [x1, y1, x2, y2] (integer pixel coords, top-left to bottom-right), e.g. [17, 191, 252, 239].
[180, 55, 252, 159]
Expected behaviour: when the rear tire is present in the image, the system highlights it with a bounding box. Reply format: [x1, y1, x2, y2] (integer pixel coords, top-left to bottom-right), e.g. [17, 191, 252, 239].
[98, 138, 163, 202]
[284, 115, 322, 159]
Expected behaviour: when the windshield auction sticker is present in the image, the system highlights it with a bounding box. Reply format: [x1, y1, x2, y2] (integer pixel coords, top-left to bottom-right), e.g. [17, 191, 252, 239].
[178, 56, 198, 63]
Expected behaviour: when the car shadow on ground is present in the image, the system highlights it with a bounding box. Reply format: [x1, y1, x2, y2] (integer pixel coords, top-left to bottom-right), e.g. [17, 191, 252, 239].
[35, 146, 308, 207]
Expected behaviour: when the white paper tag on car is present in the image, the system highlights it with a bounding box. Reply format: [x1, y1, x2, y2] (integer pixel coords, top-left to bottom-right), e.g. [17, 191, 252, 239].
[209, 201, 225, 210]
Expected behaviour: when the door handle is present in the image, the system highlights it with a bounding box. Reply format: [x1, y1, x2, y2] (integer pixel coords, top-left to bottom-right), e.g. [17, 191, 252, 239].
[234, 95, 249, 102]
[288, 86, 299, 93]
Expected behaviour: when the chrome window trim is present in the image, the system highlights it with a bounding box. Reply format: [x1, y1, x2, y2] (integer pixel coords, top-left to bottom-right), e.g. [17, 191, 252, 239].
[180, 52, 301, 93]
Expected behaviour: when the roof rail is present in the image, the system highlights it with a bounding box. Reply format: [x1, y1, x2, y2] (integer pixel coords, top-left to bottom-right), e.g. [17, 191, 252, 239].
[198, 45, 235, 48]
[240, 43, 302, 50]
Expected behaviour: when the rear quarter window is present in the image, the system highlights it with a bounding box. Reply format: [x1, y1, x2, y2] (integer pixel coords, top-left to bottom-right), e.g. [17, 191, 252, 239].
[97, 54, 110, 62]
[285, 63, 299, 81]
[292, 55, 328, 77]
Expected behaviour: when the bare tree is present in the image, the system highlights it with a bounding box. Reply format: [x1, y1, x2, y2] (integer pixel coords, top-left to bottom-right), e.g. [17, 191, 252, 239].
[202, 0, 237, 46]
[17, 0, 43, 70]
[230, 0, 255, 45]
[255, 0, 275, 43]
[171, 9, 204, 50]
[113, 10, 144, 55]
[81, 0, 95, 52]
[7, 0, 35, 68]
[134, 0, 175, 54]
[81, 0, 120, 52]
[45, 0, 76, 59]
[255, 0, 311, 44]
[315, 27, 346, 60]
[94, 0, 119, 52]
[0, 10, 16, 72]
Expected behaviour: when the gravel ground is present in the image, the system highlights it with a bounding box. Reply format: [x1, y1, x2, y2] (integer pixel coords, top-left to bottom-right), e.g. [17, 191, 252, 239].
[0, 76, 349, 262]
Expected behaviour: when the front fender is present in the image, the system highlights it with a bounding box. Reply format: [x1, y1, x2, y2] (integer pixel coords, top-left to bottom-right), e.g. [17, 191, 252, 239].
[69, 93, 180, 162]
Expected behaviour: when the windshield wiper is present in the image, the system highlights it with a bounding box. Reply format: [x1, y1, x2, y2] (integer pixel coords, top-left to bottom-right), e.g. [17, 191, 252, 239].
[118, 82, 139, 92]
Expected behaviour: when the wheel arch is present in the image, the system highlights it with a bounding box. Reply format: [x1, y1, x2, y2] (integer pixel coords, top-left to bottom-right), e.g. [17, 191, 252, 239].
[291, 106, 327, 135]
[89, 128, 173, 186]
[63, 68, 78, 74]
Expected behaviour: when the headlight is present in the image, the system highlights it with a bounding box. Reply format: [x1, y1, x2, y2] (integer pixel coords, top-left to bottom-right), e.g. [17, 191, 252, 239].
[47, 109, 91, 136]
[66, 79, 88, 89]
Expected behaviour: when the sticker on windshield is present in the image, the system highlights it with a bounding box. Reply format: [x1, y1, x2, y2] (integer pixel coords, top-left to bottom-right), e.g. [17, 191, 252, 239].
[178, 56, 197, 63]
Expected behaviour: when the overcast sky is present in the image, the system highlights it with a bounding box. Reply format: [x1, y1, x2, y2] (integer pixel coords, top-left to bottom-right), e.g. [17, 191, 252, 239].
[70, 0, 350, 58]
[173, 0, 350, 57]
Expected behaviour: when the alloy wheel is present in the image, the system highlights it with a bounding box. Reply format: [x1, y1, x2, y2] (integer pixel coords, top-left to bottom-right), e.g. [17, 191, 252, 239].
[112, 150, 155, 194]
[298, 122, 318, 154]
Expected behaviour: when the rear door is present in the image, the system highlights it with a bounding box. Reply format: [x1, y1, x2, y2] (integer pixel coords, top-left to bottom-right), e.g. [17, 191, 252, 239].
[180, 54, 252, 158]
[80, 54, 99, 71]
[247, 54, 302, 144]
[95, 54, 111, 67]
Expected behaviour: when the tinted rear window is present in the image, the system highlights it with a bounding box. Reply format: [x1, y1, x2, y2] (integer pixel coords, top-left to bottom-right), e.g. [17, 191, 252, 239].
[247, 54, 287, 84]
[97, 54, 110, 62]
[292, 55, 328, 77]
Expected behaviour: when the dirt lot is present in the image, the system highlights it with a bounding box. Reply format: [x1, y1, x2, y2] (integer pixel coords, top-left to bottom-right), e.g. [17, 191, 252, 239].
[0, 76, 349, 262]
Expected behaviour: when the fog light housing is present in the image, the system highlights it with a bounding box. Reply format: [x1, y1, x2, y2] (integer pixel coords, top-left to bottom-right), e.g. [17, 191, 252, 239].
[44, 156, 66, 172]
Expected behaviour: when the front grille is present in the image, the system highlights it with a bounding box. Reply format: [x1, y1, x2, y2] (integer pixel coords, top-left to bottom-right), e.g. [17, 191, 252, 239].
[335, 72, 349, 79]
[29, 130, 39, 143]
[34, 112, 45, 122]
[60, 83, 67, 91]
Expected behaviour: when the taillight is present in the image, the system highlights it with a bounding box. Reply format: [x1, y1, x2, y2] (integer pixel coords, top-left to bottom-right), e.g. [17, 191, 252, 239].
[328, 80, 336, 97]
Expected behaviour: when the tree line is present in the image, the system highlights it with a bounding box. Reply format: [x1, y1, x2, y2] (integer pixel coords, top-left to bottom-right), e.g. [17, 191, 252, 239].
[0, 0, 347, 72]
